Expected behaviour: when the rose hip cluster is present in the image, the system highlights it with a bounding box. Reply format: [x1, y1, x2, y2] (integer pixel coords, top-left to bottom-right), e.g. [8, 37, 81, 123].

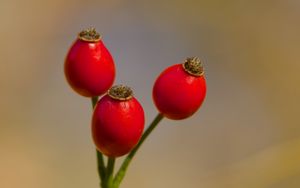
[64, 28, 206, 157]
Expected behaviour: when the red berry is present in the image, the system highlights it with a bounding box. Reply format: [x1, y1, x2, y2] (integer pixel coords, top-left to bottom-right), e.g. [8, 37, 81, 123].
[92, 85, 145, 157]
[153, 57, 206, 120]
[64, 28, 115, 97]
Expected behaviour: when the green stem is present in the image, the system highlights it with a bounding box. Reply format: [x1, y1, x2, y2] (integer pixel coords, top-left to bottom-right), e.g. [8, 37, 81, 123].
[113, 113, 164, 187]
[104, 157, 115, 188]
[97, 151, 106, 186]
[91, 96, 98, 108]
[91, 97, 106, 184]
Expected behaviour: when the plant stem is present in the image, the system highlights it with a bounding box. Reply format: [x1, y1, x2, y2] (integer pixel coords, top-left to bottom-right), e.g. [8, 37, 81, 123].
[113, 113, 164, 187]
[91, 96, 98, 108]
[104, 157, 115, 188]
[91, 97, 106, 184]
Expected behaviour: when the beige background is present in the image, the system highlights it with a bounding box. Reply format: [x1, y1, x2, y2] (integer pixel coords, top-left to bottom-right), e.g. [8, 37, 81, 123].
[1, 0, 300, 188]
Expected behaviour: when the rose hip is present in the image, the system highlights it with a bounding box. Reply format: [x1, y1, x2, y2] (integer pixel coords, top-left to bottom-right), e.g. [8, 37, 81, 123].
[92, 85, 145, 157]
[65, 28, 115, 97]
[153, 57, 206, 120]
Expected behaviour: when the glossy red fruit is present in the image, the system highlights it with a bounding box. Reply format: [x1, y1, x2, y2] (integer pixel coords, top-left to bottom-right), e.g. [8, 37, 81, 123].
[153, 57, 206, 120]
[64, 28, 115, 97]
[92, 85, 145, 157]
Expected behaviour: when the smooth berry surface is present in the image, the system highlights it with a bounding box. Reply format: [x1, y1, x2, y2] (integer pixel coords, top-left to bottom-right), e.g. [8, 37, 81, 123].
[65, 39, 115, 97]
[153, 64, 206, 120]
[92, 95, 145, 157]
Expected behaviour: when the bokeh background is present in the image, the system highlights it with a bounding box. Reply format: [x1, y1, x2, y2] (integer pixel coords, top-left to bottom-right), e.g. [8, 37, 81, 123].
[1, 0, 300, 187]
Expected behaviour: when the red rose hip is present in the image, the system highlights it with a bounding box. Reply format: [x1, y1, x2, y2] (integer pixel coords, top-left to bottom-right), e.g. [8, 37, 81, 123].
[153, 57, 206, 120]
[92, 85, 145, 157]
[64, 28, 115, 97]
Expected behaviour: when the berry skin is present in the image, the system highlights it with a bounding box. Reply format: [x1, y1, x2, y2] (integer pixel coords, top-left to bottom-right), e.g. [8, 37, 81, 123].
[92, 85, 145, 157]
[64, 28, 115, 97]
[153, 57, 206, 120]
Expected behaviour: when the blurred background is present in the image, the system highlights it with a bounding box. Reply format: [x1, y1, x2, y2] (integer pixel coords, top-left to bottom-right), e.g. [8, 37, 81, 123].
[1, 0, 300, 187]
